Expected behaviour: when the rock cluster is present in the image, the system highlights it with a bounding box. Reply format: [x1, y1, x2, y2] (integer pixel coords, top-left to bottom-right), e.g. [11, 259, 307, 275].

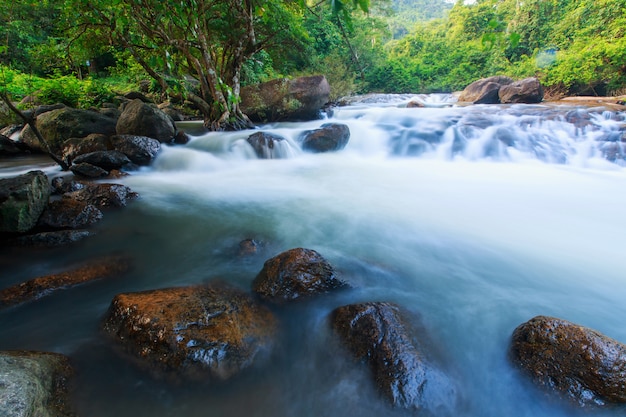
[458, 76, 544, 104]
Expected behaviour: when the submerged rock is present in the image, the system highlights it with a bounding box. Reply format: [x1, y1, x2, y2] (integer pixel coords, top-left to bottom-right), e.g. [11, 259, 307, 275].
[102, 281, 278, 380]
[251, 248, 348, 304]
[0, 171, 50, 233]
[246, 131, 288, 159]
[331, 302, 459, 412]
[300, 123, 350, 153]
[0, 255, 131, 309]
[0, 350, 74, 417]
[510, 315, 626, 406]
[10, 229, 93, 247]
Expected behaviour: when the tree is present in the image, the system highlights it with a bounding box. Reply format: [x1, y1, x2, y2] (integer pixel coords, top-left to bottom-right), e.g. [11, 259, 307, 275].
[65, 0, 370, 131]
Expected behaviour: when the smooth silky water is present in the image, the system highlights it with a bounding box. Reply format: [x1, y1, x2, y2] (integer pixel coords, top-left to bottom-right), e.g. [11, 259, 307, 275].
[1, 95, 626, 416]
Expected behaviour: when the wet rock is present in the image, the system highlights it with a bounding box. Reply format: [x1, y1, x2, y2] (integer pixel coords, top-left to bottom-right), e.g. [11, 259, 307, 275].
[173, 130, 191, 145]
[70, 162, 110, 178]
[598, 141, 625, 162]
[499, 77, 544, 104]
[331, 302, 458, 411]
[50, 177, 85, 195]
[63, 183, 138, 208]
[20, 107, 117, 153]
[240, 75, 331, 123]
[406, 100, 425, 108]
[0, 255, 131, 309]
[102, 281, 278, 380]
[0, 171, 50, 233]
[72, 150, 132, 171]
[61, 133, 111, 165]
[116, 99, 176, 143]
[11, 229, 93, 247]
[251, 248, 348, 304]
[510, 315, 626, 406]
[246, 132, 287, 159]
[37, 199, 103, 230]
[457, 76, 514, 104]
[0, 134, 26, 155]
[0, 350, 74, 417]
[237, 238, 265, 257]
[110, 134, 161, 165]
[300, 123, 350, 153]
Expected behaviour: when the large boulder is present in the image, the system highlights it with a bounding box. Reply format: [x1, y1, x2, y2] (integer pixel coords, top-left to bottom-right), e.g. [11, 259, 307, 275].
[331, 302, 459, 412]
[300, 123, 350, 153]
[251, 248, 348, 304]
[110, 135, 162, 165]
[240, 75, 331, 123]
[499, 77, 544, 104]
[510, 315, 626, 406]
[0, 255, 131, 309]
[457, 76, 514, 104]
[20, 108, 117, 153]
[116, 99, 176, 143]
[0, 171, 50, 233]
[246, 131, 288, 159]
[0, 350, 74, 417]
[102, 281, 278, 380]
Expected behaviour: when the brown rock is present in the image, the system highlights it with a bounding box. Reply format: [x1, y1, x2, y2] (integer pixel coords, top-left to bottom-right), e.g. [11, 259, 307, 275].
[510, 315, 626, 406]
[0, 255, 132, 308]
[499, 77, 544, 104]
[251, 248, 348, 304]
[61, 133, 111, 165]
[457, 76, 514, 104]
[246, 131, 287, 159]
[116, 99, 175, 143]
[102, 281, 278, 380]
[300, 123, 350, 153]
[331, 302, 458, 411]
[63, 183, 138, 208]
[37, 199, 103, 230]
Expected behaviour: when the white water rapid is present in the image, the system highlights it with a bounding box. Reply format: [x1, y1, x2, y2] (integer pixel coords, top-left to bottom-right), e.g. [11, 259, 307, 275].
[2, 95, 626, 417]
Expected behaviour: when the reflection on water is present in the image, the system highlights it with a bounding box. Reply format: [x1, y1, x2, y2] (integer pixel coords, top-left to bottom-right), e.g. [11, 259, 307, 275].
[1, 96, 626, 417]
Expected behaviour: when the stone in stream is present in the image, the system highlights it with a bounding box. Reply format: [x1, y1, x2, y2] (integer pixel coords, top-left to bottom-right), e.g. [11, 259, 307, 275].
[246, 131, 288, 159]
[457, 76, 514, 104]
[510, 315, 626, 406]
[251, 247, 349, 304]
[0, 350, 75, 417]
[0, 171, 50, 233]
[102, 281, 278, 380]
[300, 123, 350, 153]
[498, 77, 544, 104]
[331, 302, 459, 412]
[37, 199, 103, 230]
[0, 255, 132, 309]
[63, 183, 138, 208]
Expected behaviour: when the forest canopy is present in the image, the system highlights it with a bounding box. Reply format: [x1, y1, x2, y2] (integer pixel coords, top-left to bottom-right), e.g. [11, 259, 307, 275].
[1, 0, 625, 127]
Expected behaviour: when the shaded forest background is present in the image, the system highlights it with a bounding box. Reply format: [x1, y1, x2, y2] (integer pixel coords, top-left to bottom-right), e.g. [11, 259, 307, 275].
[1, 0, 625, 113]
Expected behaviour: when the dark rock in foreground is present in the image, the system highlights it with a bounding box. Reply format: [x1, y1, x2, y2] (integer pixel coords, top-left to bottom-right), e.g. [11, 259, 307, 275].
[510, 315, 626, 406]
[331, 302, 459, 412]
[0, 350, 74, 417]
[300, 123, 350, 153]
[0, 171, 50, 233]
[252, 248, 348, 304]
[102, 281, 278, 380]
[0, 255, 132, 309]
[37, 199, 103, 230]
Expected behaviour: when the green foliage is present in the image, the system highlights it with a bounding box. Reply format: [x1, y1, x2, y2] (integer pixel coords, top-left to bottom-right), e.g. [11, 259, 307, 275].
[0, 66, 119, 108]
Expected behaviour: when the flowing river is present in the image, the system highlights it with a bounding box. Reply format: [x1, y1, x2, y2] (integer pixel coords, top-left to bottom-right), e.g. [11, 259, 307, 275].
[1, 95, 626, 416]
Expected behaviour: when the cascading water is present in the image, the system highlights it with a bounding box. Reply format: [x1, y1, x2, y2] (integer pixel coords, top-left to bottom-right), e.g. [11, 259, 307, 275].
[1, 95, 626, 417]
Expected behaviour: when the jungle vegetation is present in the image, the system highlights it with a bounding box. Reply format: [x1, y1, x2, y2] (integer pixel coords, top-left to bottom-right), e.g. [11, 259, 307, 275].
[1, 0, 625, 129]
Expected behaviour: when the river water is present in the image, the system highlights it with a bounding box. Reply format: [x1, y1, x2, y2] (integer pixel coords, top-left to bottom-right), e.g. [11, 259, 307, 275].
[1, 95, 626, 416]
